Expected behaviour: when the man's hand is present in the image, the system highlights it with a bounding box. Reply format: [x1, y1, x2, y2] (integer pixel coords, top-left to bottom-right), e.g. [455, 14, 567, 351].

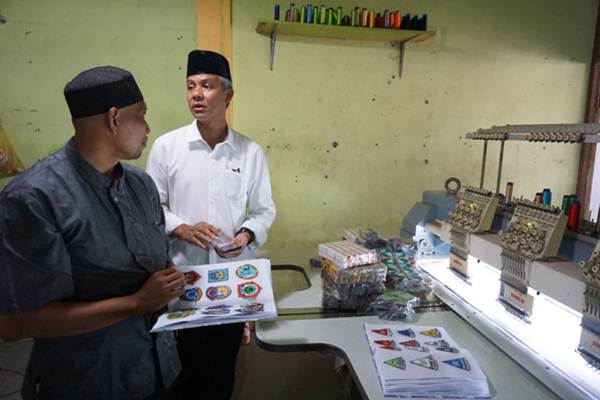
[172, 222, 220, 248]
[132, 267, 185, 314]
[0, 267, 186, 342]
[214, 232, 250, 259]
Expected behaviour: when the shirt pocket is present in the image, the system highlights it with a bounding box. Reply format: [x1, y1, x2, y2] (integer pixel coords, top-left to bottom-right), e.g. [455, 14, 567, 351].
[225, 169, 246, 202]
[127, 220, 168, 271]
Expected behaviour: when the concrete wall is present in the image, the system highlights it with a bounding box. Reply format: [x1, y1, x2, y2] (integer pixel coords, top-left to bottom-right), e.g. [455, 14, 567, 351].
[0, 0, 597, 262]
[0, 0, 196, 172]
[232, 0, 597, 259]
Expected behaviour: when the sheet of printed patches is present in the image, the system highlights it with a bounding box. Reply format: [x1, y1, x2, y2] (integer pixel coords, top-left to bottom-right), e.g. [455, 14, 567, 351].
[155, 260, 271, 328]
[364, 324, 485, 380]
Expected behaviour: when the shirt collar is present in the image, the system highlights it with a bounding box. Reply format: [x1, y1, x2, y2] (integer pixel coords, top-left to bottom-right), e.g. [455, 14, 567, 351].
[65, 137, 125, 190]
[186, 120, 237, 151]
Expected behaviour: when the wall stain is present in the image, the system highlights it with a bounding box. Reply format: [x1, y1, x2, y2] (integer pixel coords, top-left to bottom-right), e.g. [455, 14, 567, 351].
[331, 141, 338, 148]
[424, 159, 429, 164]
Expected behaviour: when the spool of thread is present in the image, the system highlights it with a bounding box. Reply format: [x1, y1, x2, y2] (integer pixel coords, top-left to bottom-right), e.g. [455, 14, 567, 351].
[567, 200, 581, 231]
[383, 9, 389, 28]
[368, 10, 375, 28]
[579, 260, 587, 268]
[361, 8, 368, 27]
[313, 6, 319, 23]
[274, 4, 280, 20]
[542, 188, 551, 205]
[505, 182, 513, 203]
[319, 6, 326, 24]
[335, 7, 342, 25]
[394, 11, 401, 29]
[351, 8, 357, 26]
[535, 192, 543, 204]
[561, 195, 571, 215]
[327, 7, 333, 25]
[306, 4, 312, 23]
[289, 3, 295, 22]
[300, 6, 305, 23]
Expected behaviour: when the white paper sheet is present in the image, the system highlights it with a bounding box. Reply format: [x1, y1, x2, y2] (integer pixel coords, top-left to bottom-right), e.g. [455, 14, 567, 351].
[151, 258, 277, 332]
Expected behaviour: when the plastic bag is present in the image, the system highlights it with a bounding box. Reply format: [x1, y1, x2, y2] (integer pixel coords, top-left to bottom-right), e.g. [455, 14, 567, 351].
[0, 124, 25, 179]
[371, 290, 418, 320]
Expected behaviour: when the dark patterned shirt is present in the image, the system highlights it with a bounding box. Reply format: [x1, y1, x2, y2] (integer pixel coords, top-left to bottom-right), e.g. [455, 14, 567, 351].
[0, 138, 179, 400]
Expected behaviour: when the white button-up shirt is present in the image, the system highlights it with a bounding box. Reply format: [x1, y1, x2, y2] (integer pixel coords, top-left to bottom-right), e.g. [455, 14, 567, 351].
[146, 121, 276, 266]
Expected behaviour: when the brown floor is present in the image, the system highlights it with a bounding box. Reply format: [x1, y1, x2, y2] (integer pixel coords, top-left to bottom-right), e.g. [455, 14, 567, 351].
[0, 338, 350, 400]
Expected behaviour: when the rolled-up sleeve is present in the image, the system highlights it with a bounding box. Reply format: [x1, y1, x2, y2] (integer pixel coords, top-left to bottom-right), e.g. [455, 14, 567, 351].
[146, 141, 184, 234]
[242, 147, 276, 249]
[0, 190, 73, 314]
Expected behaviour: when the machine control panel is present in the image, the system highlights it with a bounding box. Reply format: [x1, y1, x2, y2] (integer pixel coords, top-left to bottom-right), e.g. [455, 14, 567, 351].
[500, 199, 566, 260]
[581, 241, 600, 288]
[449, 186, 498, 233]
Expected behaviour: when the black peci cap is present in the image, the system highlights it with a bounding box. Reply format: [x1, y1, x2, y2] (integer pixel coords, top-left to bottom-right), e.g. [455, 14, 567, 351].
[64, 66, 144, 119]
[187, 50, 231, 82]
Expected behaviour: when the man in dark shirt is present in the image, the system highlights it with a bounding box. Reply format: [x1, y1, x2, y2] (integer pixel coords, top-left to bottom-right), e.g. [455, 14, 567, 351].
[0, 66, 185, 399]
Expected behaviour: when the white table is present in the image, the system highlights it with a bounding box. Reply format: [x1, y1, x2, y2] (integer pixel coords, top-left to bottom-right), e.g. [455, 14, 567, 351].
[256, 312, 559, 400]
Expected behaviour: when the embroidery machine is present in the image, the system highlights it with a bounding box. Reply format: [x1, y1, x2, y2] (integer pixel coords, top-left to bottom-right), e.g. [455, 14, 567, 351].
[400, 123, 600, 399]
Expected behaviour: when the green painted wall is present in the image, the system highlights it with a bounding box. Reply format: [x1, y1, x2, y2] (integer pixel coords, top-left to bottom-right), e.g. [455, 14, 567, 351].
[0, 1, 597, 264]
[232, 0, 598, 260]
[0, 0, 196, 174]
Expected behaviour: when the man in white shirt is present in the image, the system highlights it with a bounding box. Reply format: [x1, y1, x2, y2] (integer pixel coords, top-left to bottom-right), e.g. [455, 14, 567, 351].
[147, 50, 276, 399]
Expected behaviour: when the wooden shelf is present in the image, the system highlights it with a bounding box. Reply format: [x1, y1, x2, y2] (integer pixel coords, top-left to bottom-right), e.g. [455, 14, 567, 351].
[255, 19, 435, 76]
[256, 19, 435, 43]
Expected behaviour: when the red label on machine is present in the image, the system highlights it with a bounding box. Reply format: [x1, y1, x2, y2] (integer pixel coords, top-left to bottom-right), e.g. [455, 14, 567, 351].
[501, 284, 534, 314]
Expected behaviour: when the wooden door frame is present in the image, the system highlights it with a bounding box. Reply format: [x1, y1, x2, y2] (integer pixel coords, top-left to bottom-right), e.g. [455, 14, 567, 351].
[577, 2, 600, 220]
[197, 0, 233, 121]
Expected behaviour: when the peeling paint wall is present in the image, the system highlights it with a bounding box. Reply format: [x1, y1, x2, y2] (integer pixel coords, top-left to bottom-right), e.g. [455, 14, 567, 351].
[0, 0, 196, 179]
[0, 1, 597, 262]
[233, 0, 597, 258]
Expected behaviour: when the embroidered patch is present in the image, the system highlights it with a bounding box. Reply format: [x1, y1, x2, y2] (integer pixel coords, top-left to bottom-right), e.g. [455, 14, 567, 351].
[372, 328, 393, 336]
[397, 328, 415, 338]
[375, 340, 399, 350]
[411, 355, 439, 370]
[180, 287, 202, 302]
[201, 304, 232, 315]
[237, 281, 262, 299]
[184, 270, 201, 285]
[208, 268, 229, 283]
[420, 328, 442, 338]
[166, 309, 196, 320]
[399, 340, 429, 352]
[424, 339, 459, 353]
[206, 285, 232, 301]
[384, 357, 406, 370]
[236, 302, 264, 314]
[443, 357, 471, 371]
[236, 264, 259, 279]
